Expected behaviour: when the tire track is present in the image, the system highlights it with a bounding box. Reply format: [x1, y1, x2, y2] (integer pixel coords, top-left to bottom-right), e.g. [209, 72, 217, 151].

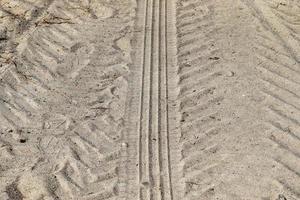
[126, 0, 178, 199]
[174, 0, 300, 198]
[242, 0, 300, 198]
[0, 0, 135, 199]
[175, 1, 227, 198]
[137, 0, 153, 198]
[168, 0, 300, 198]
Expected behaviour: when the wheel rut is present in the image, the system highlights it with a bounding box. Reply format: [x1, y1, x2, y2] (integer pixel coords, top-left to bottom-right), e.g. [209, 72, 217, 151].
[126, 0, 179, 199]
[241, 1, 300, 198]
[173, 0, 300, 199]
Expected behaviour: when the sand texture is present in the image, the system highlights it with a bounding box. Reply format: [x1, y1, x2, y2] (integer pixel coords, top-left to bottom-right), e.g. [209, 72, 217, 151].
[0, 0, 300, 199]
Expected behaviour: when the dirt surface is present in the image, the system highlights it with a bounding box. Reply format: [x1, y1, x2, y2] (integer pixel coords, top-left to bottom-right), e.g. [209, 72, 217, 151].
[0, 0, 300, 199]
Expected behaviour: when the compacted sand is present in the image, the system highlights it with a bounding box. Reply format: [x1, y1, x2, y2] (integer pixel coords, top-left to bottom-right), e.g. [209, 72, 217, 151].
[0, 0, 300, 199]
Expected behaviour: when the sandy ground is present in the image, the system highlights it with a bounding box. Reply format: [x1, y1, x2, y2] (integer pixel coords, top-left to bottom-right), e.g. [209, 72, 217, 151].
[0, 0, 300, 199]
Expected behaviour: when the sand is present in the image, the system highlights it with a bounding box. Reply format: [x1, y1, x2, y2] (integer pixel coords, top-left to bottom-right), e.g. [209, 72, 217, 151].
[0, 0, 299, 199]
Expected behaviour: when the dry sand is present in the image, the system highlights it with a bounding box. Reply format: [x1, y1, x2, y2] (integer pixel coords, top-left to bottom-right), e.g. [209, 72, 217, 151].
[0, 0, 299, 199]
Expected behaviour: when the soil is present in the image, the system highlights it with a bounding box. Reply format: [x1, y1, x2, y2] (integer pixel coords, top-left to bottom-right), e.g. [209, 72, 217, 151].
[0, 0, 299, 199]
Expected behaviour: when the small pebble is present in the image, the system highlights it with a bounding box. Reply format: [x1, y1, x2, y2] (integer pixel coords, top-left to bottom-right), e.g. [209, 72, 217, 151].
[0, 27, 7, 40]
[225, 71, 235, 77]
[121, 142, 128, 148]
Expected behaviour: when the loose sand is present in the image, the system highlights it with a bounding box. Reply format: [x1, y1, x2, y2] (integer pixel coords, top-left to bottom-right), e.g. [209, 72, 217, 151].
[0, 0, 299, 199]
